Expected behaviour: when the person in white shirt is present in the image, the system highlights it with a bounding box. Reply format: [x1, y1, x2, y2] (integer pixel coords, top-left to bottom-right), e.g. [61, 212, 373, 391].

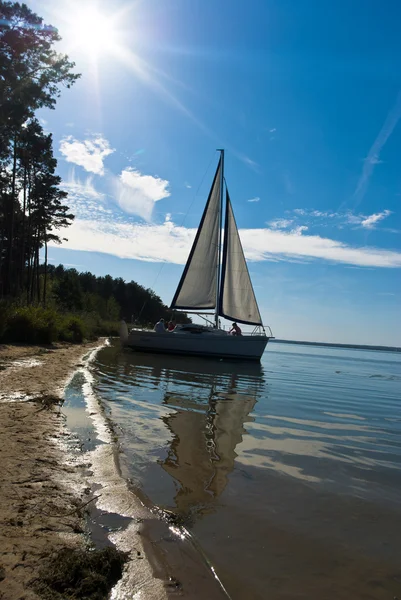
[154, 318, 166, 333]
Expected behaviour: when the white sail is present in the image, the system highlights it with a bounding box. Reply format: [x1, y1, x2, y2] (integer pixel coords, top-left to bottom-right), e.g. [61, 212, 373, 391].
[219, 191, 263, 325]
[171, 159, 221, 310]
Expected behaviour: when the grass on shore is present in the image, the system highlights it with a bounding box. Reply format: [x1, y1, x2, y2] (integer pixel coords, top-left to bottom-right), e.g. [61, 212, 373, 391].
[32, 546, 128, 600]
[0, 303, 120, 344]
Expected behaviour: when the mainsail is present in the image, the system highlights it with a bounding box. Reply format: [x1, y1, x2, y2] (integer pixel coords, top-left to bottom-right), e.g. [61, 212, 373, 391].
[218, 191, 263, 325]
[171, 159, 222, 310]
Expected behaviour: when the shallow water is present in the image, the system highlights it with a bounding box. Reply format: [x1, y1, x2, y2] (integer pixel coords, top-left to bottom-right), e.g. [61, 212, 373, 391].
[87, 341, 401, 599]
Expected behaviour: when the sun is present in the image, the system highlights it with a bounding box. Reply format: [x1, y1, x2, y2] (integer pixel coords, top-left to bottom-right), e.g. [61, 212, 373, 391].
[67, 4, 119, 56]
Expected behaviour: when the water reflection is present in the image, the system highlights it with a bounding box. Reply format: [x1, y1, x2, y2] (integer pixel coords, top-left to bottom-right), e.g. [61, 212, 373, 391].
[161, 375, 261, 515]
[96, 347, 265, 515]
[91, 344, 401, 600]
[94, 344, 401, 509]
[141, 354, 265, 515]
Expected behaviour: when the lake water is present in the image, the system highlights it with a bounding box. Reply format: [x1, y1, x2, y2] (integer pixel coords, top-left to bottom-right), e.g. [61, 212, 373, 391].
[88, 341, 401, 599]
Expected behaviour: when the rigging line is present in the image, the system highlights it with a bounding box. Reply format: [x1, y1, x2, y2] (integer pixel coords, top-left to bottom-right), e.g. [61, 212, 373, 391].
[136, 151, 219, 322]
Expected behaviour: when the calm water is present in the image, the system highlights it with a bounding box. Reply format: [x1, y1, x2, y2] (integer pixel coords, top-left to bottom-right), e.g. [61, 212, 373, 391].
[90, 342, 401, 599]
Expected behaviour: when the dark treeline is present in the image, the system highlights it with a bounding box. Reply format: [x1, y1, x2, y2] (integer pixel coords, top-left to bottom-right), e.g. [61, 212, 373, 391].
[0, 1, 78, 302]
[45, 264, 191, 327]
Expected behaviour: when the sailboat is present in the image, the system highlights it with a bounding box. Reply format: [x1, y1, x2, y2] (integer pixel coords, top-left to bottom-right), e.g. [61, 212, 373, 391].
[120, 150, 273, 361]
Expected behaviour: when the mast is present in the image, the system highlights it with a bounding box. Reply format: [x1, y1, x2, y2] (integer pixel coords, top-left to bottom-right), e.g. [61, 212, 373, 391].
[215, 149, 224, 328]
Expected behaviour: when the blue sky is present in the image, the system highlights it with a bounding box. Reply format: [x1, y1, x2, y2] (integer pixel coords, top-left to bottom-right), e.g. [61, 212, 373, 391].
[32, 0, 400, 345]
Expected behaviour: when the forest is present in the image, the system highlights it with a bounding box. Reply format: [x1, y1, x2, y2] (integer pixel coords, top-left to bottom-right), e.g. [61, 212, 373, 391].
[0, 1, 189, 343]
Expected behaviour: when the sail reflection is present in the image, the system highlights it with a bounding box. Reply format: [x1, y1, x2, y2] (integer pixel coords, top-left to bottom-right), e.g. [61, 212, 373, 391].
[155, 357, 265, 516]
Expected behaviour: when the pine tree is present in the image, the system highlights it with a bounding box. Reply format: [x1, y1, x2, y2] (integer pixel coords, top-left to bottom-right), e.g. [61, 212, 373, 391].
[0, 1, 79, 298]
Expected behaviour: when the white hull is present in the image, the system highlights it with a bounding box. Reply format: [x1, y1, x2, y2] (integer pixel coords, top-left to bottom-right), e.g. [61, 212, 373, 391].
[120, 325, 269, 361]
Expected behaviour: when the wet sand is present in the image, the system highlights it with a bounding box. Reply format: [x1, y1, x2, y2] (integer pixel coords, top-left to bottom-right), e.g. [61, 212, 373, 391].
[0, 342, 106, 599]
[0, 343, 229, 600]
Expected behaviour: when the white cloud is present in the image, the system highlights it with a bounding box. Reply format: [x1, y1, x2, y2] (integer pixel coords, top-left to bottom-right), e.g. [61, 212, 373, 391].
[63, 170, 104, 200]
[61, 171, 110, 221]
[114, 167, 170, 220]
[360, 210, 392, 229]
[247, 197, 260, 203]
[291, 225, 308, 234]
[52, 216, 401, 268]
[310, 210, 336, 218]
[269, 128, 277, 133]
[287, 208, 393, 230]
[344, 209, 392, 229]
[59, 135, 115, 175]
[185, 182, 192, 189]
[268, 218, 293, 229]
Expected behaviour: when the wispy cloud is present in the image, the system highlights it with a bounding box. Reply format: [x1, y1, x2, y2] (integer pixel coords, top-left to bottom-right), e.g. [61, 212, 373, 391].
[61, 171, 112, 222]
[63, 170, 104, 200]
[237, 153, 259, 171]
[268, 218, 293, 229]
[113, 167, 170, 221]
[59, 135, 115, 175]
[353, 90, 401, 205]
[291, 225, 308, 234]
[184, 182, 192, 189]
[285, 208, 393, 230]
[282, 171, 295, 195]
[360, 209, 392, 229]
[269, 128, 277, 133]
[53, 215, 401, 268]
[247, 196, 260, 203]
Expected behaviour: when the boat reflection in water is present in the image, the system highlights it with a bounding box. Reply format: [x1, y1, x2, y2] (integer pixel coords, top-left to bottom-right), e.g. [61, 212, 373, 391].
[95, 345, 265, 517]
[138, 353, 266, 517]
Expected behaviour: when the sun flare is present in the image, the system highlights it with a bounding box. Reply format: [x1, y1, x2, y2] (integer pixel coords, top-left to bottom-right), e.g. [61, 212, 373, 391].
[68, 5, 118, 56]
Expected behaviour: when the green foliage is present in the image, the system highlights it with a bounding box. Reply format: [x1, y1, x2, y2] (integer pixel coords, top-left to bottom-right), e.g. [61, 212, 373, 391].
[0, 305, 119, 344]
[4, 305, 59, 344]
[58, 315, 87, 344]
[0, 299, 12, 338]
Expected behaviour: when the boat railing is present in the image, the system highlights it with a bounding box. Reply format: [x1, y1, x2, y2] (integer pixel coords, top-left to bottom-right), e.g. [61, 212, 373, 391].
[251, 325, 274, 337]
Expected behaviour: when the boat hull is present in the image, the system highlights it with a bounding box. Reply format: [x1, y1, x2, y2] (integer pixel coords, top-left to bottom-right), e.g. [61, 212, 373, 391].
[122, 328, 269, 361]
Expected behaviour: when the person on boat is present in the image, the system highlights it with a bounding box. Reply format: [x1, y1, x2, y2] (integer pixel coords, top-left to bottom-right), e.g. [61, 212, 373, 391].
[167, 320, 176, 331]
[154, 318, 166, 333]
[229, 322, 242, 336]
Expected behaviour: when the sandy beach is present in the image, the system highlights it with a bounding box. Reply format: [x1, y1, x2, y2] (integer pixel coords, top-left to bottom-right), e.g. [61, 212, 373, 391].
[0, 342, 230, 600]
[0, 342, 108, 599]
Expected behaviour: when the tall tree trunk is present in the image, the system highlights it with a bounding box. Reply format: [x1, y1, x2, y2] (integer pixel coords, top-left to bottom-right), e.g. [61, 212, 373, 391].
[30, 248, 35, 305]
[35, 236, 40, 305]
[43, 235, 47, 307]
[20, 165, 27, 294]
[7, 134, 18, 296]
[27, 252, 33, 305]
[26, 169, 32, 304]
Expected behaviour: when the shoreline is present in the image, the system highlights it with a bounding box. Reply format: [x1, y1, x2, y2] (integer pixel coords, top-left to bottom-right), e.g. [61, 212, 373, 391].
[0, 341, 229, 600]
[0, 341, 110, 599]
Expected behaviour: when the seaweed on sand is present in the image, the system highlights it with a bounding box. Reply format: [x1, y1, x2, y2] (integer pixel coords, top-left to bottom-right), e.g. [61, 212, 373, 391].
[31, 394, 63, 409]
[31, 546, 128, 600]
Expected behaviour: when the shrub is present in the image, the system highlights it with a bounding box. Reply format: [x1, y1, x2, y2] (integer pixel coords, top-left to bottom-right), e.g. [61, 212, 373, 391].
[0, 300, 12, 340]
[59, 315, 87, 343]
[0, 302, 120, 345]
[4, 306, 60, 344]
